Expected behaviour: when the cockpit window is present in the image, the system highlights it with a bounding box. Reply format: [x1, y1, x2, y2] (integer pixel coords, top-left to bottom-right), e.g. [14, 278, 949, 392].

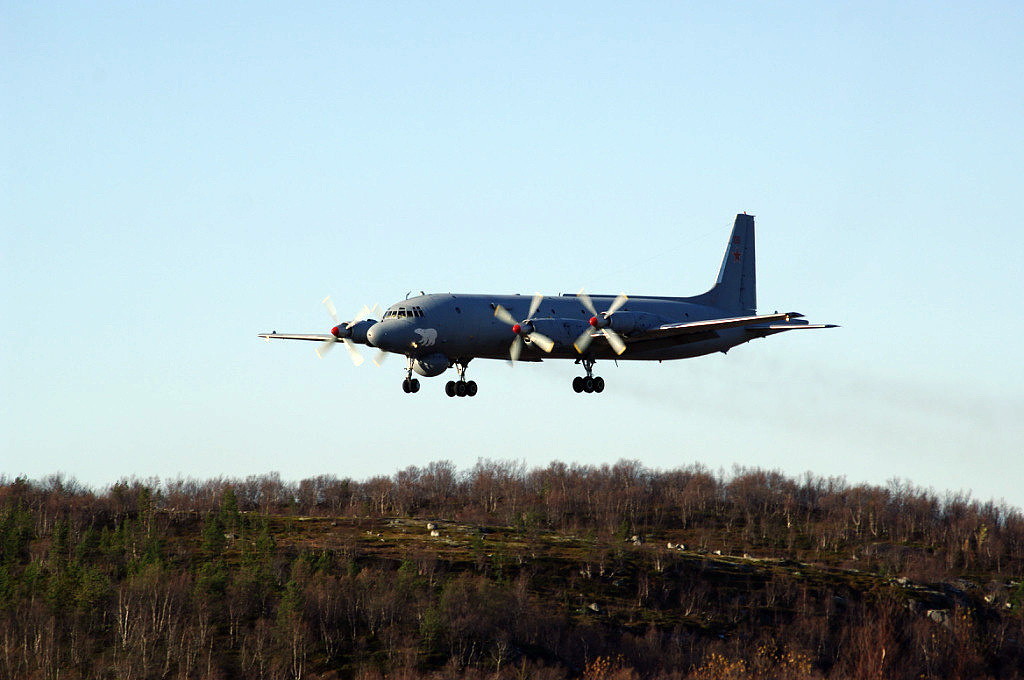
[384, 306, 425, 319]
[384, 307, 425, 318]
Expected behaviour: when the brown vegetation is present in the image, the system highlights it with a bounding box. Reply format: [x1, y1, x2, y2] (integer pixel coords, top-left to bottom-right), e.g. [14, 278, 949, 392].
[1, 460, 1023, 679]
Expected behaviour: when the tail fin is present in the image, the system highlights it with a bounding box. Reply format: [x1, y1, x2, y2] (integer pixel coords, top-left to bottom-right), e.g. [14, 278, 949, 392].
[705, 213, 756, 313]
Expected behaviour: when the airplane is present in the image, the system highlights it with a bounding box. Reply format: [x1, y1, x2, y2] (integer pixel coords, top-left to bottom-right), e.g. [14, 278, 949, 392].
[259, 213, 836, 397]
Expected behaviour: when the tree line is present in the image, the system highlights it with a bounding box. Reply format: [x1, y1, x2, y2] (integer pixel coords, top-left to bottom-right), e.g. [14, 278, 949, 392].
[1, 460, 1023, 679]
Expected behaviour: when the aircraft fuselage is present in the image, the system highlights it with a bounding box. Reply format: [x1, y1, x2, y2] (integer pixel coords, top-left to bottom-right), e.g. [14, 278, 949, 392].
[259, 214, 835, 395]
[367, 293, 747, 362]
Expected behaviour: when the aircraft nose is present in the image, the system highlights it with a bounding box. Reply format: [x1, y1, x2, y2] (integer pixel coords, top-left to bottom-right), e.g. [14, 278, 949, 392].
[366, 322, 384, 348]
[366, 321, 408, 352]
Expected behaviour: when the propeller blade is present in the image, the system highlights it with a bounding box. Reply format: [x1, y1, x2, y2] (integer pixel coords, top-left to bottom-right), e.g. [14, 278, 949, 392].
[527, 292, 544, 319]
[351, 304, 371, 324]
[607, 293, 629, 316]
[371, 349, 388, 367]
[603, 328, 627, 355]
[343, 338, 364, 366]
[322, 296, 340, 324]
[510, 336, 524, 363]
[529, 332, 555, 353]
[315, 339, 336, 358]
[369, 303, 384, 320]
[494, 304, 516, 326]
[577, 289, 597, 317]
[573, 328, 595, 354]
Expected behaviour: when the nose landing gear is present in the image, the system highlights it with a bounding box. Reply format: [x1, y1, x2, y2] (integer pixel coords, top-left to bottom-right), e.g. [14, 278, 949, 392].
[572, 358, 605, 394]
[445, 360, 478, 398]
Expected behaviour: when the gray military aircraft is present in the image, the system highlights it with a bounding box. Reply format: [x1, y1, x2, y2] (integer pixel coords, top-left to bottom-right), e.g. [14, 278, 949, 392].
[259, 214, 836, 397]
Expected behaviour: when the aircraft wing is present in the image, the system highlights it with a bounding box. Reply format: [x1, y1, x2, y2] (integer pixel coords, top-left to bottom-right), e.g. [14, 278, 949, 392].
[258, 332, 337, 342]
[627, 312, 803, 343]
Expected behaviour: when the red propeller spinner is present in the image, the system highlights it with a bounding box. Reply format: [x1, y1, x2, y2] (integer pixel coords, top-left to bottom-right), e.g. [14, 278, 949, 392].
[493, 293, 555, 363]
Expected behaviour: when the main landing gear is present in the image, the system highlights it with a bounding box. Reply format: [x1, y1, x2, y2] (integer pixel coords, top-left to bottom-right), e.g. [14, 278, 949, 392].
[445, 360, 478, 398]
[402, 357, 420, 393]
[572, 358, 605, 394]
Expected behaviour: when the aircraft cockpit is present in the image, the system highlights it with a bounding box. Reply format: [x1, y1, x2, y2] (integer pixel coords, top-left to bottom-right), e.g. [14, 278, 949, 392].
[382, 306, 426, 320]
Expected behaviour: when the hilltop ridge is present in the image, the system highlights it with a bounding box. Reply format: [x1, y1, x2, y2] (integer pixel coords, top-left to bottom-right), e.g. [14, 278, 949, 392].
[2, 460, 1022, 678]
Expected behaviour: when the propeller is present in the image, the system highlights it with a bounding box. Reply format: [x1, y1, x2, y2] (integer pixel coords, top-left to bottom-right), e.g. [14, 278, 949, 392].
[316, 296, 382, 366]
[493, 292, 556, 364]
[573, 290, 629, 355]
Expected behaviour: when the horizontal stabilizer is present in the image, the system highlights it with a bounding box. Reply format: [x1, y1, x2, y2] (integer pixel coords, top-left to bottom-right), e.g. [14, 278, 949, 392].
[744, 321, 839, 339]
[746, 324, 839, 330]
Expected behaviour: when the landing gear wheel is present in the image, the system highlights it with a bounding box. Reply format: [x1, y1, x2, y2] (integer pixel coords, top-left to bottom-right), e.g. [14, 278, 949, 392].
[402, 378, 411, 393]
[593, 376, 605, 393]
[449, 360, 477, 398]
[573, 376, 584, 393]
[583, 377, 595, 393]
[410, 378, 420, 393]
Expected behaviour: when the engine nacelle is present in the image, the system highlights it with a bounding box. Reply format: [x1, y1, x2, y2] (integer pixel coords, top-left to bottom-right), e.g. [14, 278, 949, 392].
[412, 352, 451, 377]
[346, 319, 376, 344]
[607, 311, 663, 335]
[526, 318, 591, 348]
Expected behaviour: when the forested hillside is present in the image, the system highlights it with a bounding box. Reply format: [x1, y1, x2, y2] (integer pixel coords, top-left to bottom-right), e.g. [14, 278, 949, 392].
[2, 460, 1023, 679]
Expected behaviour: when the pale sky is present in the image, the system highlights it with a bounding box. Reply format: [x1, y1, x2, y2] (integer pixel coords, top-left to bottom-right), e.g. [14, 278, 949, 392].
[4, 2, 1023, 506]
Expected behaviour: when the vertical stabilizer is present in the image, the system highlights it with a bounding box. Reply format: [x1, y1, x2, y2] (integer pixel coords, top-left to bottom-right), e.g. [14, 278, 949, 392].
[708, 214, 756, 313]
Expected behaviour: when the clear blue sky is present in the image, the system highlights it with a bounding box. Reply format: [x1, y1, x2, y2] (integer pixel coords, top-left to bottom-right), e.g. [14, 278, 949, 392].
[4, 2, 1023, 506]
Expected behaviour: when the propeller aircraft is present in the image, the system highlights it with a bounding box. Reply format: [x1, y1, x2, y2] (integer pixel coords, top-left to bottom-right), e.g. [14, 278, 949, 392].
[259, 214, 836, 397]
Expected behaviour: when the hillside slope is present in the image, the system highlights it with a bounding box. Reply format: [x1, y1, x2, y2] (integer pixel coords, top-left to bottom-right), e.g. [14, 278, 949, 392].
[2, 461, 1022, 679]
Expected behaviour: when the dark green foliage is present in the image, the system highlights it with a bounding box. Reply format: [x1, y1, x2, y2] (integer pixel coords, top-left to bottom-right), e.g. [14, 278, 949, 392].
[74, 525, 100, 563]
[1010, 580, 1024, 614]
[75, 563, 110, 610]
[201, 510, 227, 557]
[196, 558, 229, 596]
[220, 486, 241, 532]
[0, 505, 34, 565]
